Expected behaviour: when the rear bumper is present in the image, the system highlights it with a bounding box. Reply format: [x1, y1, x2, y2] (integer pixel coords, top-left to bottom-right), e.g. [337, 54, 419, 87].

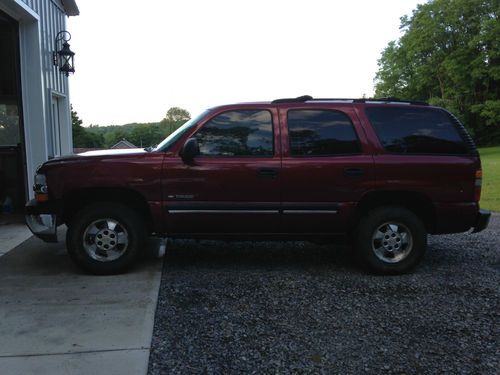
[25, 199, 59, 243]
[471, 209, 491, 233]
[432, 202, 491, 234]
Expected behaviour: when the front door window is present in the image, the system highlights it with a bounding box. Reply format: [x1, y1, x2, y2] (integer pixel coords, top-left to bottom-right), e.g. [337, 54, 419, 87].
[195, 110, 274, 157]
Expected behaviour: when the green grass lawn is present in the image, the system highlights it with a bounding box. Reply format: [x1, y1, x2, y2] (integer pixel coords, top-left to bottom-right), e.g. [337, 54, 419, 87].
[479, 146, 500, 212]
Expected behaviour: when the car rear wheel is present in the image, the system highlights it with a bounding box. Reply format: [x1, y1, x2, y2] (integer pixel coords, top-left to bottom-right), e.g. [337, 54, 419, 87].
[66, 202, 146, 275]
[356, 206, 427, 274]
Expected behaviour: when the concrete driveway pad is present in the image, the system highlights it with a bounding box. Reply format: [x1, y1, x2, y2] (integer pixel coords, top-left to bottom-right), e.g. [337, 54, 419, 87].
[0, 230, 162, 375]
[0, 222, 32, 257]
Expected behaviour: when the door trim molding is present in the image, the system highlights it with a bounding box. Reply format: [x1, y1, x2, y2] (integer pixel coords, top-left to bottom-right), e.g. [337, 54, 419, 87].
[166, 202, 340, 215]
[168, 210, 279, 214]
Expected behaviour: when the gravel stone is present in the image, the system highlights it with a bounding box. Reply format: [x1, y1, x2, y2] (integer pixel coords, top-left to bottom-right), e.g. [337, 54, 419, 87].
[148, 215, 500, 374]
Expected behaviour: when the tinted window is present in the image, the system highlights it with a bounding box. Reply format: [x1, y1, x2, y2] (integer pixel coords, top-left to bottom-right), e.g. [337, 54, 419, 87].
[196, 110, 273, 156]
[366, 107, 467, 154]
[287, 110, 360, 156]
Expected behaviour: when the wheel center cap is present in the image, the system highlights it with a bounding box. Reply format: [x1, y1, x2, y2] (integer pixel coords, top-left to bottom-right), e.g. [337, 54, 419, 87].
[383, 231, 402, 252]
[95, 229, 118, 251]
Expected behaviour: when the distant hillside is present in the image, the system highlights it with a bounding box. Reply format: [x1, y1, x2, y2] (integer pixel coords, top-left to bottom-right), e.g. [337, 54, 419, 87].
[85, 120, 184, 148]
[72, 106, 191, 149]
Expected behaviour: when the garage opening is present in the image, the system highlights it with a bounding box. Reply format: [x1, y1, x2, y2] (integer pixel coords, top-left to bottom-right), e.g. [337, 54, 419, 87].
[0, 9, 26, 219]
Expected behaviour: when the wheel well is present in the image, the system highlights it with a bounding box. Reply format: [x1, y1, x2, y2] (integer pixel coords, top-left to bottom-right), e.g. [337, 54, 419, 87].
[356, 191, 436, 232]
[61, 188, 154, 233]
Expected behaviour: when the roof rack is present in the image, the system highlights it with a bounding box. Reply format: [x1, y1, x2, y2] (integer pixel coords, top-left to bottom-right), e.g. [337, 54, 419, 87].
[271, 95, 429, 106]
[363, 97, 429, 106]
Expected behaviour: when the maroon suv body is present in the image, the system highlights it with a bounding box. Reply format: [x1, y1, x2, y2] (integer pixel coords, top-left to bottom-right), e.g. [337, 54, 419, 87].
[26, 97, 490, 274]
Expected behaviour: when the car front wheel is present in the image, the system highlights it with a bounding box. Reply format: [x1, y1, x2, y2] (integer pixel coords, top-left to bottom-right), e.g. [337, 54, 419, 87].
[66, 202, 146, 275]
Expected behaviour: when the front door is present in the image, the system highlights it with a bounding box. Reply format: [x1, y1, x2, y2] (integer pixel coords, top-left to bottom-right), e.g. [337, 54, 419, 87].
[162, 107, 281, 236]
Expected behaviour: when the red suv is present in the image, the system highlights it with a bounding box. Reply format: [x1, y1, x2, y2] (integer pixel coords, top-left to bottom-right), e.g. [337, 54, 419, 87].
[26, 96, 490, 275]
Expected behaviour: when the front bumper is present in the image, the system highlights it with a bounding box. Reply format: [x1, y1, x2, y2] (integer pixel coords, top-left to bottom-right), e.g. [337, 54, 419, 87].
[471, 209, 491, 233]
[25, 199, 59, 243]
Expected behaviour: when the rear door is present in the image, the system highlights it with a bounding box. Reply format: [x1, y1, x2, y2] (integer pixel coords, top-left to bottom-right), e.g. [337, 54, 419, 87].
[279, 105, 375, 234]
[162, 106, 282, 236]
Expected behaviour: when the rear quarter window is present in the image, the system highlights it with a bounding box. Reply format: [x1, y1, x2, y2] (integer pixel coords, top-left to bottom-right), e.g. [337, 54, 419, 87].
[366, 107, 468, 155]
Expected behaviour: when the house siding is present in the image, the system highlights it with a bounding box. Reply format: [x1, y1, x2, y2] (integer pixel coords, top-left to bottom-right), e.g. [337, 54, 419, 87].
[20, 0, 69, 102]
[0, 0, 76, 200]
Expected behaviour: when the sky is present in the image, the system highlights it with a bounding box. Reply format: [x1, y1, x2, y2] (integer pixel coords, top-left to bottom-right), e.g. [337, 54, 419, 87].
[68, 0, 426, 126]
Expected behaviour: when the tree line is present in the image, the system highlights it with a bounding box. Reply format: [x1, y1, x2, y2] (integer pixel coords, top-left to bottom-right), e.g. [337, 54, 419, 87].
[374, 0, 499, 145]
[72, 106, 191, 149]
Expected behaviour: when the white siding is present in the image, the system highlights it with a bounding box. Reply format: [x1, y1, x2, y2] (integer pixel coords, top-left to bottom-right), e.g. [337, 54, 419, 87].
[20, 0, 71, 151]
[0, 0, 74, 198]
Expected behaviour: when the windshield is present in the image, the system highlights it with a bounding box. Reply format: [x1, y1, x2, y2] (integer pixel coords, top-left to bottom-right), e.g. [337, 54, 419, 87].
[153, 109, 211, 152]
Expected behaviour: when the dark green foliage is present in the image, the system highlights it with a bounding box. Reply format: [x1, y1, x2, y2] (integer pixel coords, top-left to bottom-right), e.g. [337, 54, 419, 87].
[374, 0, 500, 145]
[71, 106, 104, 148]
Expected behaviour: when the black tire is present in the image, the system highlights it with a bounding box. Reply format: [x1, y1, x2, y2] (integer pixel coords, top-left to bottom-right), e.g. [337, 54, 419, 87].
[355, 206, 427, 274]
[66, 202, 146, 275]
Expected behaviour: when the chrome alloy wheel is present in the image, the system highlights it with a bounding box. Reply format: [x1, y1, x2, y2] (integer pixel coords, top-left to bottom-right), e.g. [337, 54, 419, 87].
[372, 222, 413, 263]
[82, 218, 129, 262]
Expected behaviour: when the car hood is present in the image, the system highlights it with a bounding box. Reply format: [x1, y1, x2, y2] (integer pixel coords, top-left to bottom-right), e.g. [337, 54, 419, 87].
[77, 148, 147, 156]
[39, 148, 148, 170]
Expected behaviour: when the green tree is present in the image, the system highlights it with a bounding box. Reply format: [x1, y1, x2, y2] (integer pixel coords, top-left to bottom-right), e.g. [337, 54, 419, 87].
[71, 106, 104, 148]
[129, 124, 162, 147]
[165, 107, 191, 122]
[374, 0, 500, 144]
[158, 106, 191, 139]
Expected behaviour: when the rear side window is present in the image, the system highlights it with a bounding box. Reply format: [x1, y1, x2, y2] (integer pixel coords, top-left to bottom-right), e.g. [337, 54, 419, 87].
[195, 110, 273, 157]
[366, 107, 468, 155]
[287, 110, 360, 156]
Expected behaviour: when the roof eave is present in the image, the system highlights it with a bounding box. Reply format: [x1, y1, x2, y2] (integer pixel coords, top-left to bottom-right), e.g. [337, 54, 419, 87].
[61, 0, 79, 16]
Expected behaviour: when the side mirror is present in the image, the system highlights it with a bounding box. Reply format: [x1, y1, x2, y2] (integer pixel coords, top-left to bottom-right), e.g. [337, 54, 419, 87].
[180, 138, 199, 163]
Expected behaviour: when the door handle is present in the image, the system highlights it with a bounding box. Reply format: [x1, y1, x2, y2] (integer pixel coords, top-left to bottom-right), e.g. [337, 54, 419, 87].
[257, 168, 278, 178]
[344, 168, 364, 177]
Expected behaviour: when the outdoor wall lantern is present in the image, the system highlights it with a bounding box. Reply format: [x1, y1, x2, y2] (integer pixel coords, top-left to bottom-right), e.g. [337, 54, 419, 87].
[53, 31, 75, 76]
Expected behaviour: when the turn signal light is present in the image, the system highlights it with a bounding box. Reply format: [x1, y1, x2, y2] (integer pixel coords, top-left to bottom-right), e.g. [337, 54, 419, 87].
[35, 193, 49, 202]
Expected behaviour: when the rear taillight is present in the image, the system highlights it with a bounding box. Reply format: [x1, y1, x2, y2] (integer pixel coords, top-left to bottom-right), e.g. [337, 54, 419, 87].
[474, 169, 482, 202]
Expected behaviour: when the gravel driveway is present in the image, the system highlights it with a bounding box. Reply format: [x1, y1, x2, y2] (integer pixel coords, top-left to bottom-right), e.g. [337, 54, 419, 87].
[148, 215, 499, 374]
